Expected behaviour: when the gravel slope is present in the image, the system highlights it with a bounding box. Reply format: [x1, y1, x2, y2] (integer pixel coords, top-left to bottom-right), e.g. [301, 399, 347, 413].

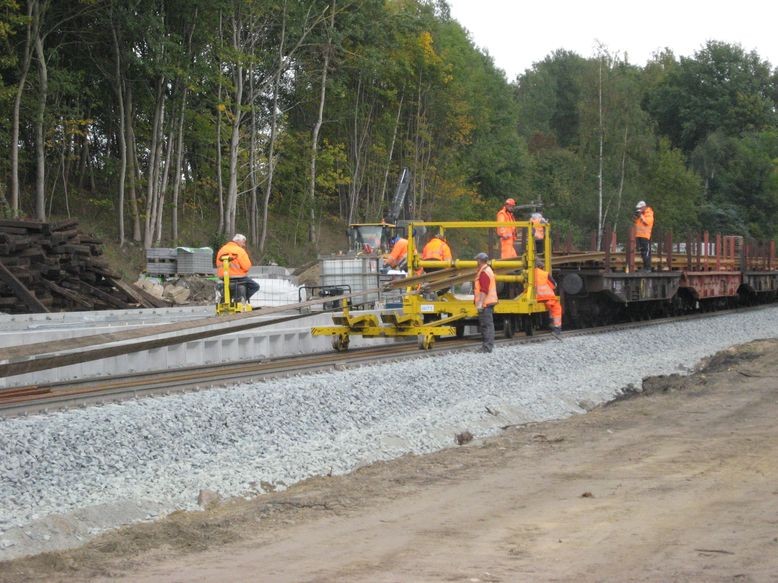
[2, 306, 778, 559]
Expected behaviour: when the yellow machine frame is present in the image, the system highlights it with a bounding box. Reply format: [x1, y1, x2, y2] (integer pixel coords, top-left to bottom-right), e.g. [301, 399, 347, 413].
[216, 256, 254, 315]
[312, 220, 554, 350]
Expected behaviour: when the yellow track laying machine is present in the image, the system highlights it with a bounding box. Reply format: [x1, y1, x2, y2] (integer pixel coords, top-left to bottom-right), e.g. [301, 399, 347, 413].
[312, 220, 555, 351]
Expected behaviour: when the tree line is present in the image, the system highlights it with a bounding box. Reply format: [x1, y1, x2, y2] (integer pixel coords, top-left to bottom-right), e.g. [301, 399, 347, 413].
[1, 0, 776, 260]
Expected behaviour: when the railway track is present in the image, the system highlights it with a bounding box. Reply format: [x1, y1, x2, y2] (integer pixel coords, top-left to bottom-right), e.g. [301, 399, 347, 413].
[1, 304, 772, 417]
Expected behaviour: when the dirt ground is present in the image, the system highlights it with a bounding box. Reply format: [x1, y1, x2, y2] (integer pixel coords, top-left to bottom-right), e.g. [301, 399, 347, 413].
[4, 339, 778, 582]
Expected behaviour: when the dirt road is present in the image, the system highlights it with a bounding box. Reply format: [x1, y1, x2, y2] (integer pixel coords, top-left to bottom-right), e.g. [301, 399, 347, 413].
[4, 340, 778, 582]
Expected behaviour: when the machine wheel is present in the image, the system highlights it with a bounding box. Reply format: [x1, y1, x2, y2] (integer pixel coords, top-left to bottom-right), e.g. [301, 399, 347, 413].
[523, 316, 535, 336]
[332, 333, 350, 352]
[417, 333, 435, 350]
[503, 317, 515, 338]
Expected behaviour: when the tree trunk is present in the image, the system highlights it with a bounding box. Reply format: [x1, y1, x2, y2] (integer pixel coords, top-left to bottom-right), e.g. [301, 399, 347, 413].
[10, 1, 35, 216]
[306, 0, 335, 244]
[225, 12, 244, 237]
[144, 79, 165, 248]
[33, 28, 48, 220]
[258, 8, 285, 251]
[596, 56, 604, 251]
[112, 23, 127, 245]
[172, 89, 187, 243]
[126, 86, 142, 241]
[155, 123, 175, 245]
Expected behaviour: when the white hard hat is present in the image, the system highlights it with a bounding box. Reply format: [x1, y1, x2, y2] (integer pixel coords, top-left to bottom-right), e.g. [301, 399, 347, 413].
[233, 233, 247, 243]
[636, 201, 646, 209]
[531, 212, 542, 219]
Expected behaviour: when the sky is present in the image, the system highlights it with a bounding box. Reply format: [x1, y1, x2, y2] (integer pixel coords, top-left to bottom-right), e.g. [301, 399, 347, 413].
[446, 0, 778, 80]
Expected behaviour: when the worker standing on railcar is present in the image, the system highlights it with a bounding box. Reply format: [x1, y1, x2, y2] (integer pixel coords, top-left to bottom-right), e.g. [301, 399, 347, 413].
[633, 200, 654, 271]
[530, 212, 548, 256]
[496, 198, 519, 259]
[382, 235, 409, 270]
[535, 259, 562, 338]
[474, 252, 498, 353]
[216, 234, 259, 302]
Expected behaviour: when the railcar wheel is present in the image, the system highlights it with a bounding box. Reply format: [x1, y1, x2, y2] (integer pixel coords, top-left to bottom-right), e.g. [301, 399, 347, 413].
[523, 316, 535, 336]
[418, 333, 435, 350]
[503, 317, 515, 338]
[332, 333, 350, 352]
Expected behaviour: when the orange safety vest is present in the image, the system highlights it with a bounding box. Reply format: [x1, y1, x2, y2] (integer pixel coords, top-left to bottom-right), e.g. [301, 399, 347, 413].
[634, 206, 654, 239]
[385, 238, 408, 267]
[496, 207, 517, 240]
[474, 264, 498, 307]
[421, 237, 452, 261]
[531, 217, 545, 240]
[215, 241, 252, 277]
[534, 267, 557, 301]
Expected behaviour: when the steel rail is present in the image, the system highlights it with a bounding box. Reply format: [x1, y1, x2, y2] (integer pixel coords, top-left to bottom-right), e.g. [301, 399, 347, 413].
[1, 303, 773, 418]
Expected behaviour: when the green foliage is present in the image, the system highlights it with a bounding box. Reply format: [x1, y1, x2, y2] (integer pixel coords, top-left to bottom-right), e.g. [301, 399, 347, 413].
[3, 1, 777, 273]
[644, 41, 776, 153]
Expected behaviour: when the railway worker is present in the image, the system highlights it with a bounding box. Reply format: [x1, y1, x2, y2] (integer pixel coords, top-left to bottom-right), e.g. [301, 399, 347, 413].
[530, 212, 549, 256]
[633, 200, 654, 271]
[534, 259, 562, 337]
[496, 198, 519, 259]
[421, 232, 452, 264]
[474, 252, 498, 353]
[215, 233, 259, 301]
[382, 235, 408, 270]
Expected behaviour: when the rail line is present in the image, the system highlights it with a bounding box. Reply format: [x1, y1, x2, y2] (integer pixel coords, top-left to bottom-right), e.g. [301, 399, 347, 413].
[2, 304, 771, 418]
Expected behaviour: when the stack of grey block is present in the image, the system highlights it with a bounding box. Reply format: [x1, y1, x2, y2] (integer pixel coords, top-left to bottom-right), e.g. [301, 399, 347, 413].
[176, 247, 214, 274]
[145, 247, 214, 276]
[145, 248, 177, 275]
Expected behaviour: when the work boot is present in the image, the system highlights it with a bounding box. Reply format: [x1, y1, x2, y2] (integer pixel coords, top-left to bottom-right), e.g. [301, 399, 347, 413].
[552, 326, 562, 338]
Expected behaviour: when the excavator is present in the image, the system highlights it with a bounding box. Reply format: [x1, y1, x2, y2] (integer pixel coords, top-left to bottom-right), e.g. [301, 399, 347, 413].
[347, 167, 412, 257]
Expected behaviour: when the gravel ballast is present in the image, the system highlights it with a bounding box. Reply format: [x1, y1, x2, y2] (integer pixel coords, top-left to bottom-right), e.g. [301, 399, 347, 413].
[2, 306, 778, 559]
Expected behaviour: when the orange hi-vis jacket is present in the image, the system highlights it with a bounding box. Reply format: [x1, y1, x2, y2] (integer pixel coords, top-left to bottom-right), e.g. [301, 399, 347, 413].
[534, 267, 557, 300]
[496, 207, 517, 240]
[496, 207, 518, 259]
[474, 264, 498, 308]
[534, 267, 562, 327]
[216, 241, 252, 277]
[384, 238, 408, 267]
[531, 216, 545, 240]
[634, 206, 654, 239]
[421, 237, 452, 261]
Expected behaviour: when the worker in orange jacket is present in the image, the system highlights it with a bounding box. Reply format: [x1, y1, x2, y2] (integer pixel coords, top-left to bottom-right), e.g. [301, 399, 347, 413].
[382, 236, 408, 270]
[496, 198, 519, 258]
[633, 200, 654, 271]
[530, 212, 548, 256]
[421, 233, 452, 263]
[215, 233, 259, 301]
[534, 259, 562, 337]
[474, 252, 498, 352]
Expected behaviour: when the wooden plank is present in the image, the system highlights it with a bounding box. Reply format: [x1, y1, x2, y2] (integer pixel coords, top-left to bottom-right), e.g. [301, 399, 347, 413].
[0, 219, 44, 231]
[0, 259, 49, 313]
[65, 279, 131, 309]
[39, 278, 94, 309]
[46, 218, 80, 233]
[110, 277, 169, 308]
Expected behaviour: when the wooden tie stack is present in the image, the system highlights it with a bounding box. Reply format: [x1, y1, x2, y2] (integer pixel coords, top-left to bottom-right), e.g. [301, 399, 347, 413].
[0, 219, 167, 314]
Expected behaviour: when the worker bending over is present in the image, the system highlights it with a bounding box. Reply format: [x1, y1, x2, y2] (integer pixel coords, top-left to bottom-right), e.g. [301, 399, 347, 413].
[382, 235, 408, 270]
[535, 259, 562, 337]
[215, 233, 259, 301]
